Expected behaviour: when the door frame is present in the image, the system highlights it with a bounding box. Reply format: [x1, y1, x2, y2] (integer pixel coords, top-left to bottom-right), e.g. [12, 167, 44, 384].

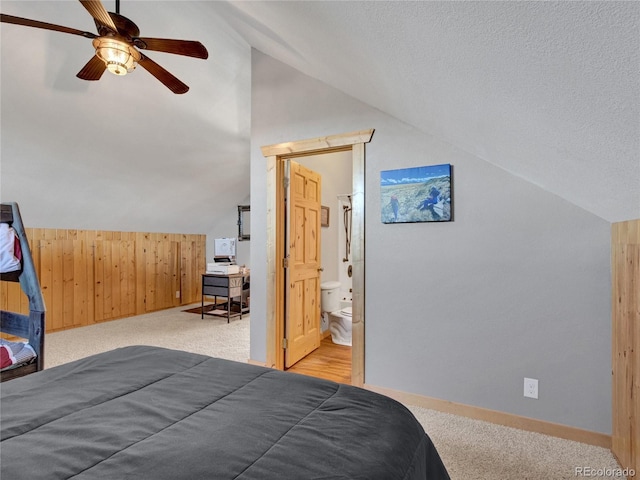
[261, 129, 374, 387]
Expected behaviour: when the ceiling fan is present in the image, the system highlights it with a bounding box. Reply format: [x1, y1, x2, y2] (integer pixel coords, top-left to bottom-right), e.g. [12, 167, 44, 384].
[0, 0, 208, 94]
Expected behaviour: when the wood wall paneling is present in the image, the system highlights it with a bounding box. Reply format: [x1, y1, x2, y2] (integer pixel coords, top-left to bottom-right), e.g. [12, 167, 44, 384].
[94, 240, 137, 323]
[0, 228, 206, 333]
[612, 219, 639, 475]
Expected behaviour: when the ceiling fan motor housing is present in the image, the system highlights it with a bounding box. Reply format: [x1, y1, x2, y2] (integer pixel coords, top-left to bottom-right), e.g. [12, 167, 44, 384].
[98, 11, 140, 39]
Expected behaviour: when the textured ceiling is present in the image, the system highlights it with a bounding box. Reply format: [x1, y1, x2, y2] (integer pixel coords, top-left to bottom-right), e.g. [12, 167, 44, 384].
[212, 0, 639, 222]
[1, 1, 638, 226]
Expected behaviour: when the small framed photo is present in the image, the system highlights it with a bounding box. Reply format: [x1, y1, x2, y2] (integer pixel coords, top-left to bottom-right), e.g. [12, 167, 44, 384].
[321, 206, 330, 227]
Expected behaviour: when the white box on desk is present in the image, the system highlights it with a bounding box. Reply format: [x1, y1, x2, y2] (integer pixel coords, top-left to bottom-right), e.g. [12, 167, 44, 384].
[206, 264, 240, 275]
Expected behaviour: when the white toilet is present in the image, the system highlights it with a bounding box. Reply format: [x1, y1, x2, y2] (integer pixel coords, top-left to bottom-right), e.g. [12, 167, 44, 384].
[320, 281, 352, 346]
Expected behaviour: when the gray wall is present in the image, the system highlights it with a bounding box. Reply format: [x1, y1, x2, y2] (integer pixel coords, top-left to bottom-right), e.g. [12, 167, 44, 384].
[250, 50, 612, 434]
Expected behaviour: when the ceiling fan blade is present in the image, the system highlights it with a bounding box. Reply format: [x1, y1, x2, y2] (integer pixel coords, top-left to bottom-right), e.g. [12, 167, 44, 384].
[76, 55, 106, 81]
[133, 38, 208, 59]
[78, 0, 118, 32]
[0, 14, 97, 38]
[138, 55, 189, 94]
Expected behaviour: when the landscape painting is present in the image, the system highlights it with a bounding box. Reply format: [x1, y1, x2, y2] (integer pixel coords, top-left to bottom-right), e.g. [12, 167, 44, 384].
[381, 164, 452, 223]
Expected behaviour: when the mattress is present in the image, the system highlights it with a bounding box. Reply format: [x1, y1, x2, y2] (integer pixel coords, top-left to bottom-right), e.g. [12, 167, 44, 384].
[1, 345, 450, 479]
[0, 339, 36, 370]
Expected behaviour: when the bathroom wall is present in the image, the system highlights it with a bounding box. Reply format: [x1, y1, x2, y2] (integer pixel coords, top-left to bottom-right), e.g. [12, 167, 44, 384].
[336, 196, 353, 303]
[250, 50, 612, 434]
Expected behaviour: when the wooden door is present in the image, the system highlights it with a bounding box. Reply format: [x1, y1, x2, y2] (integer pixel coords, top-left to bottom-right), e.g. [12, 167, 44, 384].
[284, 160, 322, 367]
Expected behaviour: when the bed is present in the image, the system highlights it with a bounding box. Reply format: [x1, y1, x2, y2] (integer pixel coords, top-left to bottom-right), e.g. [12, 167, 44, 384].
[0, 345, 450, 479]
[0, 202, 45, 381]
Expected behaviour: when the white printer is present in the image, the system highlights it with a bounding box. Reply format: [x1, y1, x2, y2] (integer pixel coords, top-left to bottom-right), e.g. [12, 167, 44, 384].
[206, 263, 240, 275]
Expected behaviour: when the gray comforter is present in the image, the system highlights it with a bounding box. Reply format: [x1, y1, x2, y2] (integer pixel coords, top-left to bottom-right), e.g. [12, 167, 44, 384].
[1, 345, 449, 479]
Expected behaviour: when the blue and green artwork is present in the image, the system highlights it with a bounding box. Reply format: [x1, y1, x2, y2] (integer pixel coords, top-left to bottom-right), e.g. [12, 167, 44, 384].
[381, 164, 452, 223]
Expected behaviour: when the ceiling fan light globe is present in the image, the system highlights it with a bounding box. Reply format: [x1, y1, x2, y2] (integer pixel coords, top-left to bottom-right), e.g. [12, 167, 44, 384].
[106, 62, 130, 76]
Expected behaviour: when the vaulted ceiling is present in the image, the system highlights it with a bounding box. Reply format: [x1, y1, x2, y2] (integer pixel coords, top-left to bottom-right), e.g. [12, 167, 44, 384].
[1, 1, 638, 228]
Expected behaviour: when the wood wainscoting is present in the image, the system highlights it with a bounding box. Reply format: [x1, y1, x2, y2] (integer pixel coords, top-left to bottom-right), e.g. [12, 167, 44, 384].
[0, 228, 206, 332]
[611, 219, 639, 474]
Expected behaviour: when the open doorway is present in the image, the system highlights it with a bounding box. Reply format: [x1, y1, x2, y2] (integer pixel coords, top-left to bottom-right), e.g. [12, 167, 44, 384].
[261, 129, 374, 387]
[284, 151, 352, 382]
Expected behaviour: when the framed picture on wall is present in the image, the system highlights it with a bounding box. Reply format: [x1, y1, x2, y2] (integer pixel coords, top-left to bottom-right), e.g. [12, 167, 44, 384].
[380, 163, 452, 223]
[321, 206, 330, 227]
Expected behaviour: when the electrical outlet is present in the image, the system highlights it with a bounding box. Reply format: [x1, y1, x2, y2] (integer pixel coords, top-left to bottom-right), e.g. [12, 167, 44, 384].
[175, 291, 180, 299]
[524, 378, 538, 399]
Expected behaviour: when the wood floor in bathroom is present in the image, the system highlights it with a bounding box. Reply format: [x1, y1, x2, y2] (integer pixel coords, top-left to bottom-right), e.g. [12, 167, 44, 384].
[286, 336, 352, 384]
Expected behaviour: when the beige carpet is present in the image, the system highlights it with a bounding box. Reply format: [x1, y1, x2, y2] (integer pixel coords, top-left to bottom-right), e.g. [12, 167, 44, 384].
[46, 305, 250, 368]
[45, 305, 622, 480]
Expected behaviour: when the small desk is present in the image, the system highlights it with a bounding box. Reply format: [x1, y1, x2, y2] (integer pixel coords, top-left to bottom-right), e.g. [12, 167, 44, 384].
[201, 273, 249, 323]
